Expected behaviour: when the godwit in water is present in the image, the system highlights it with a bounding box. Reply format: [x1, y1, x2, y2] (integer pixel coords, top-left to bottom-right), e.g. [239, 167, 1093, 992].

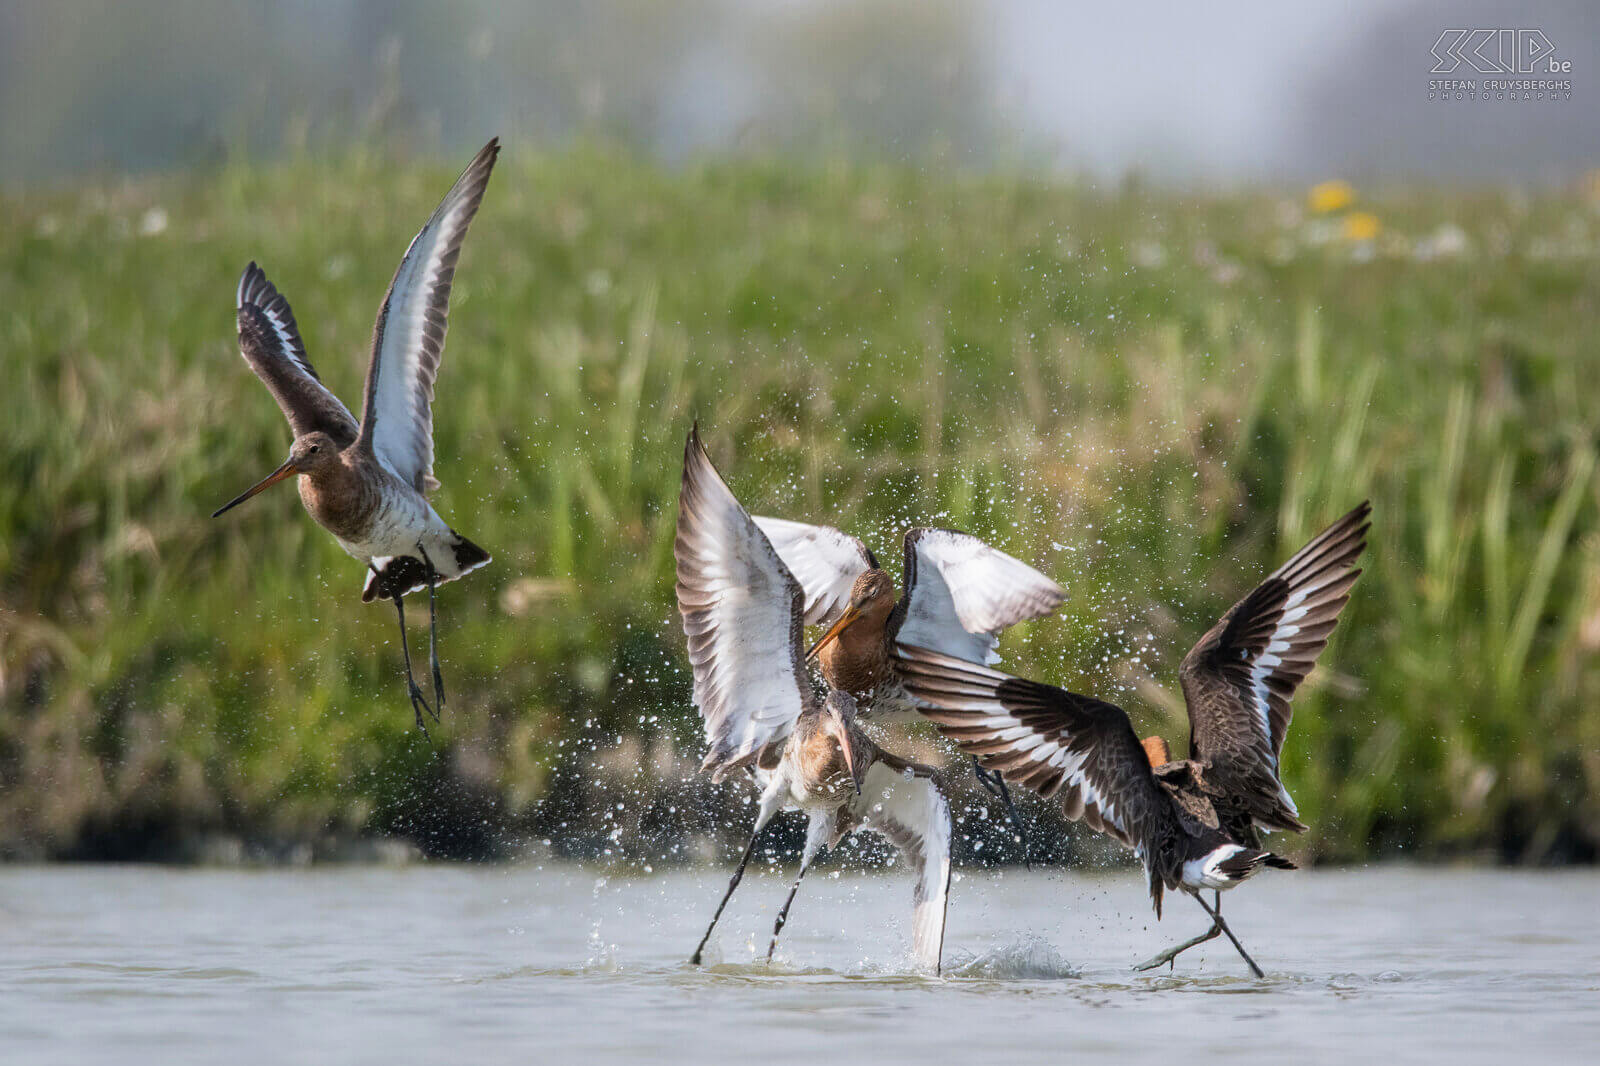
[676, 426, 952, 972]
[900, 502, 1371, 976]
[212, 139, 500, 730]
[753, 514, 1065, 852]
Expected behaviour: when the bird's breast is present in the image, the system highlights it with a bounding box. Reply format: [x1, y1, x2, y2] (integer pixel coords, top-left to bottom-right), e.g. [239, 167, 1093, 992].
[819, 629, 894, 701]
[788, 731, 855, 807]
[299, 464, 381, 542]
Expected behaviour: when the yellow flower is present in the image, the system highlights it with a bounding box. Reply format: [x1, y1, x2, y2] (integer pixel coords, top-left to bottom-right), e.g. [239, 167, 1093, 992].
[1309, 180, 1355, 214]
[1341, 211, 1381, 242]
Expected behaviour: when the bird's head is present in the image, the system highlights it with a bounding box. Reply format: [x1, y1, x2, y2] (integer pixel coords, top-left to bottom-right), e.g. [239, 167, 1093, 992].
[212, 431, 338, 517]
[288, 431, 339, 471]
[806, 568, 896, 662]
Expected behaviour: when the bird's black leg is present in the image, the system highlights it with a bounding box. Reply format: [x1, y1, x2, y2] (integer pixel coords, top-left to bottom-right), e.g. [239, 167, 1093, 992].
[1193, 891, 1264, 978]
[765, 861, 812, 963]
[1133, 921, 1222, 973]
[972, 757, 1031, 868]
[417, 544, 445, 715]
[690, 821, 766, 966]
[1133, 887, 1223, 973]
[374, 564, 434, 734]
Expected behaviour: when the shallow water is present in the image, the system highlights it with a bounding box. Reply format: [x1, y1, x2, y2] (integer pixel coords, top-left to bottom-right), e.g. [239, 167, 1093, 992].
[2, 864, 1595, 1064]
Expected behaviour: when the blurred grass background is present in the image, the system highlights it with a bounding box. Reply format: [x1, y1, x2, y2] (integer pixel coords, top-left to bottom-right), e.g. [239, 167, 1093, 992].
[2, 146, 1598, 865]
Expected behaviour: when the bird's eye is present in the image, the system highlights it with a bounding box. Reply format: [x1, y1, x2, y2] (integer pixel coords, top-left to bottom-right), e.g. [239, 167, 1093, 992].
[308, 444, 319, 454]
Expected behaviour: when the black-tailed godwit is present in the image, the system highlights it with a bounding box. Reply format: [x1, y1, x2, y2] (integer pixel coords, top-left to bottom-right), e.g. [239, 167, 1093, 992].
[676, 426, 952, 972]
[900, 502, 1371, 976]
[212, 138, 500, 731]
[754, 513, 1065, 851]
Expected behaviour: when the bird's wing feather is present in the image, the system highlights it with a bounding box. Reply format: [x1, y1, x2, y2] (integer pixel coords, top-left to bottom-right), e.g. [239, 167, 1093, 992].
[357, 138, 499, 494]
[852, 759, 952, 974]
[675, 427, 813, 782]
[1178, 501, 1370, 812]
[751, 516, 877, 626]
[893, 528, 1065, 665]
[234, 263, 359, 446]
[897, 644, 1175, 856]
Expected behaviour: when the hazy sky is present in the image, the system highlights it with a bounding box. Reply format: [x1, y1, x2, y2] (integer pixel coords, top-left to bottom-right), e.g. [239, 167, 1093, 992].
[0, 0, 1594, 186]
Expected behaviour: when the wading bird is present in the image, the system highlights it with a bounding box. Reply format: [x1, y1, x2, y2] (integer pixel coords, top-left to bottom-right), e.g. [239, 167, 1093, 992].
[900, 503, 1370, 977]
[753, 512, 1065, 851]
[676, 426, 952, 972]
[212, 139, 499, 730]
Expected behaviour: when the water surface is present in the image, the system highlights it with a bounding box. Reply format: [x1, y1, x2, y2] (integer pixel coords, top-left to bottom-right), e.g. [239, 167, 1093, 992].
[2, 865, 1594, 1064]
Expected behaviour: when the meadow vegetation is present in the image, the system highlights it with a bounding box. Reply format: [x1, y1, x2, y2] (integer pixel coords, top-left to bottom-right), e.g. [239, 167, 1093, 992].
[2, 147, 1597, 864]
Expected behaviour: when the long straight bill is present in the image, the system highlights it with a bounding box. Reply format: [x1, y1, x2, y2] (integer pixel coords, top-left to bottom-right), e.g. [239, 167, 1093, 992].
[805, 605, 863, 662]
[212, 458, 298, 517]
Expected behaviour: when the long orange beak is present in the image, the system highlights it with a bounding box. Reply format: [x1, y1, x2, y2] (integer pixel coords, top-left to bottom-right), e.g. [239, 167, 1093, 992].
[212, 458, 299, 517]
[824, 711, 864, 795]
[841, 740, 860, 795]
[806, 605, 864, 662]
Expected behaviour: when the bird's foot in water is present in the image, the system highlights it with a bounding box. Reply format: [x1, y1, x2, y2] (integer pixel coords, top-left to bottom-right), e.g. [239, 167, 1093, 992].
[1133, 924, 1221, 973]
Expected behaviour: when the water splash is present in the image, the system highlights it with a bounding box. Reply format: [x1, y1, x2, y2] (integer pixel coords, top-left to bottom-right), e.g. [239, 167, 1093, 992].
[947, 935, 1079, 980]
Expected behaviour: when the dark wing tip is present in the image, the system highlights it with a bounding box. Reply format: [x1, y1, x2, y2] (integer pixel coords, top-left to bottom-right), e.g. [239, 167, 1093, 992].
[684, 421, 708, 472]
[468, 137, 501, 185]
[237, 260, 291, 320]
[237, 261, 263, 309]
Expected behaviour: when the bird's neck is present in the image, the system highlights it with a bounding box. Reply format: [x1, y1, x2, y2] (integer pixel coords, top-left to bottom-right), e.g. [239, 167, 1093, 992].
[794, 711, 865, 796]
[819, 613, 893, 699]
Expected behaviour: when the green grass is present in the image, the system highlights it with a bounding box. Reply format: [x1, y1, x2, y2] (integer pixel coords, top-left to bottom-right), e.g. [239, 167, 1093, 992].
[2, 146, 1598, 863]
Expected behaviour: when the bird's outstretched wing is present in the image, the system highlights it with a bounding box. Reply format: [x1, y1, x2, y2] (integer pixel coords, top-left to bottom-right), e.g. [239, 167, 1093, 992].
[897, 646, 1175, 855]
[235, 263, 359, 446]
[675, 426, 813, 781]
[851, 759, 952, 974]
[1178, 502, 1369, 827]
[893, 528, 1065, 666]
[751, 516, 878, 627]
[358, 138, 499, 494]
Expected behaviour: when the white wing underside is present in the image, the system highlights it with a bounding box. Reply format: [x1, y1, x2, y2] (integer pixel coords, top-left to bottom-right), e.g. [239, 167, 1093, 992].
[753, 519, 1065, 668]
[895, 529, 1066, 666]
[361, 140, 497, 494]
[751, 515, 874, 626]
[851, 761, 952, 974]
[676, 434, 813, 780]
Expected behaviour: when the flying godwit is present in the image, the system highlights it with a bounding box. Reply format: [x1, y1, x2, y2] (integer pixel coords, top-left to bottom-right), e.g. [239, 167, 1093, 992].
[753, 514, 1065, 851]
[676, 426, 952, 972]
[900, 502, 1371, 976]
[212, 138, 500, 730]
